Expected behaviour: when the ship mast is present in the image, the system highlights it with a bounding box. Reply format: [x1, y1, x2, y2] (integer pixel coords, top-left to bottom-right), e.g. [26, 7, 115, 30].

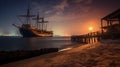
[33, 12, 41, 29]
[33, 13, 48, 30]
[19, 5, 35, 24]
[41, 18, 48, 31]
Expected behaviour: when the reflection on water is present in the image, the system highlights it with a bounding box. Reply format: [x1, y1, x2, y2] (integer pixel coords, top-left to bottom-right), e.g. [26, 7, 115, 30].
[0, 36, 78, 51]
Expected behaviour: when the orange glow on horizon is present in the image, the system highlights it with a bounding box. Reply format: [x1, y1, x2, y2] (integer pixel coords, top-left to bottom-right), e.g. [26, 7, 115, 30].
[52, 19, 100, 36]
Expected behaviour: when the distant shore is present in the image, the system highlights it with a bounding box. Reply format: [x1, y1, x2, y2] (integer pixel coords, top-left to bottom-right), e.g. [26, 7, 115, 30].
[1, 40, 120, 67]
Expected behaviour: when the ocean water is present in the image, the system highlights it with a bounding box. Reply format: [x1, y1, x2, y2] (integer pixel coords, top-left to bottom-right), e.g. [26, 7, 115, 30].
[0, 36, 79, 51]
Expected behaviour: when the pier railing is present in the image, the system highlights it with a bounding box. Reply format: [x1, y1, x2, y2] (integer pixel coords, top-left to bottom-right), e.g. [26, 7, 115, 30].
[71, 31, 101, 44]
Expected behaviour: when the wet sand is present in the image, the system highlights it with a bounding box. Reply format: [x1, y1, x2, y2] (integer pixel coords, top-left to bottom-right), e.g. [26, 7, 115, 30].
[0, 40, 120, 67]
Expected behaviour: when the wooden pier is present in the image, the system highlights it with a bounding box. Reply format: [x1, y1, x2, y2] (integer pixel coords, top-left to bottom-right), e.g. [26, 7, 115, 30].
[71, 31, 101, 44]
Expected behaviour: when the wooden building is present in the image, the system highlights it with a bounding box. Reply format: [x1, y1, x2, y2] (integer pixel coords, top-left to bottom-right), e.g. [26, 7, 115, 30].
[101, 8, 120, 39]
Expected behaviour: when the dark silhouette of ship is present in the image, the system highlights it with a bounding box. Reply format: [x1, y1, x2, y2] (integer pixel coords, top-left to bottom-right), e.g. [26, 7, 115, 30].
[13, 7, 53, 37]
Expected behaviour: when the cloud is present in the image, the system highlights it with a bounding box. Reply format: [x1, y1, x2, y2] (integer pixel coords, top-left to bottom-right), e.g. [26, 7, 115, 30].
[54, 0, 68, 15]
[75, 0, 94, 4]
[43, 0, 96, 35]
[31, 0, 101, 36]
[45, 0, 68, 16]
[67, 0, 95, 14]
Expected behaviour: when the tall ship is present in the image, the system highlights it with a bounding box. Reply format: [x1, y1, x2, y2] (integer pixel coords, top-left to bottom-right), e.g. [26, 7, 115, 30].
[13, 7, 53, 37]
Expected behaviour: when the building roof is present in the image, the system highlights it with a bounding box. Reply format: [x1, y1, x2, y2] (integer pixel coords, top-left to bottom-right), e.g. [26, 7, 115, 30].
[102, 8, 120, 20]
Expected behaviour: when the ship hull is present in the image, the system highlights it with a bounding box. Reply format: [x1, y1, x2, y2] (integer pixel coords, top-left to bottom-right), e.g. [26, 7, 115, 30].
[19, 28, 53, 37]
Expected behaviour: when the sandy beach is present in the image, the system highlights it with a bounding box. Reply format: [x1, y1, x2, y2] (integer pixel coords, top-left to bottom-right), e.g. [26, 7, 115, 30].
[0, 40, 120, 67]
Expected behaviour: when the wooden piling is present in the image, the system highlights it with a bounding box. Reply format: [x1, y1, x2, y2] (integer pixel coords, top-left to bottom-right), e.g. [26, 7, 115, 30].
[71, 31, 101, 44]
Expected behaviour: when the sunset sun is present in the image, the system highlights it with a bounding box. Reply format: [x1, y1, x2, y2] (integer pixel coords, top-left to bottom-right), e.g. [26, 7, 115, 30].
[88, 26, 93, 31]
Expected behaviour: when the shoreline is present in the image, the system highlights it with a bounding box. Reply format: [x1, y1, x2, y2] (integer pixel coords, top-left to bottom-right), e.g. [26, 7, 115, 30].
[0, 48, 58, 65]
[0, 42, 84, 65]
[0, 40, 120, 67]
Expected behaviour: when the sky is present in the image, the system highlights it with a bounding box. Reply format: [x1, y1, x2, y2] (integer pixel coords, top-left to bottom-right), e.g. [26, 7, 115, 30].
[0, 0, 120, 36]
